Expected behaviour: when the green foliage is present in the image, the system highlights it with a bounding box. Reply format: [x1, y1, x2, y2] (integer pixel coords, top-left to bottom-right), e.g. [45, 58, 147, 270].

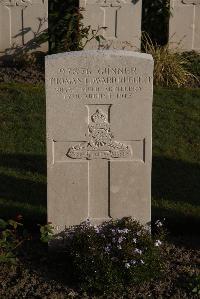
[49, 0, 80, 53]
[61, 218, 163, 293]
[0, 217, 25, 264]
[191, 275, 200, 296]
[39, 223, 54, 243]
[48, 0, 105, 53]
[142, 0, 170, 46]
[143, 34, 195, 87]
[181, 51, 200, 87]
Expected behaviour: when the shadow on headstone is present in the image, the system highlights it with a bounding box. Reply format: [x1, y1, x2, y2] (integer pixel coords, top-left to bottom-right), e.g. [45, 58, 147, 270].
[0, 17, 48, 63]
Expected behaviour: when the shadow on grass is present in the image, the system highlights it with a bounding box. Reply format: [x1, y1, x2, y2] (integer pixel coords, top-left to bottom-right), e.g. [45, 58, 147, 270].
[152, 156, 199, 206]
[0, 173, 46, 206]
[0, 153, 199, 233]
[152, 155, 200, 234]
[0, 153, 46, 224]
[0, 153, 46, 175]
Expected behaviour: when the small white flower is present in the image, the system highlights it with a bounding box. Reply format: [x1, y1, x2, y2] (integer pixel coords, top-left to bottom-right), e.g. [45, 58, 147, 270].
[133, 238, 137, 243]
[94, 226, 100, 234]
[125, 262, 130, 269]
[85, 218, 92, 226]
[105, 243, 111, 253]
[118, 228, 129, 234]
[117, 245, 122, 250]
[140, 259, 145, 265]
[155, 240, 162, 247]
[134, 248, 142, 255]
[118, 236, 124, 244]
[130, 260, 136, 265]
[155, 220, 163, 228]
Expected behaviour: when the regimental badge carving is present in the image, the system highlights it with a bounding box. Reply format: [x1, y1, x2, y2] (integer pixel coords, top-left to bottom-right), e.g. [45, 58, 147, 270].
[0, 0, 32, 6]
[67, 109, 131, 160]
[182, 0, 200, 4]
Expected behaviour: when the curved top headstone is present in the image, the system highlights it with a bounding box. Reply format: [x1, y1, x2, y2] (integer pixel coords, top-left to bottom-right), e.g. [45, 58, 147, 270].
[79, 0, 142, 50]
[46, 50, 153, 239]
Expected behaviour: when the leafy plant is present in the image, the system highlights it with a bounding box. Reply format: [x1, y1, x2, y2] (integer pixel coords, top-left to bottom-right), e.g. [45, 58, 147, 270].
[39, 223, 54, 243]
[142, 0, 170, 46]
[181, 51, 200, 87]
[48, 0, 105, 53]
[0, 217, 27, 264]
[58, 217, 164, 293]
[184, 274, 200, 296]
[143, 34, 195, 87]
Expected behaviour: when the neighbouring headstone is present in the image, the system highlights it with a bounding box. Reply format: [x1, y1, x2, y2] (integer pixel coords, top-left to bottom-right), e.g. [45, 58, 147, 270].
[169, 0, 200, 51]
[0, 0, 48, 56]
[80, 0, 142, 50]
[46, 50, 153, 238]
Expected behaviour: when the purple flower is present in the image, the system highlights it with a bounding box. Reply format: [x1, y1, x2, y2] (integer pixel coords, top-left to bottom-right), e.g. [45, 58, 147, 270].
[134, 248, 142, 255]
[94, 225, 100, 234]
[105, 244, 111, 253]
[118, 236, 124, 244]
[118, 228, 129, 234]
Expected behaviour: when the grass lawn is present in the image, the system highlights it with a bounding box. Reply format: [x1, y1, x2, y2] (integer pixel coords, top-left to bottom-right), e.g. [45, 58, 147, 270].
[0, 83, 46, 224]
[0, 83, 199, 234]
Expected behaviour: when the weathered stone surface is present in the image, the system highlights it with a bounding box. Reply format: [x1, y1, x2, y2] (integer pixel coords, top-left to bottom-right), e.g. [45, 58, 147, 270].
[0, 0, 48, 56]
[46, 50, 153, 235]
[169, 0, 200, 51]
[80, 0, 142, 50]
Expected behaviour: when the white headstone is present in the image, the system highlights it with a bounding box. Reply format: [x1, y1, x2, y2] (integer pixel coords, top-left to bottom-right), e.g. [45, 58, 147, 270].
[169, 0, 200, 51]
[46, 50, 153, 236]
[80, 0, 142, 50]
[0, 0, 48, 56]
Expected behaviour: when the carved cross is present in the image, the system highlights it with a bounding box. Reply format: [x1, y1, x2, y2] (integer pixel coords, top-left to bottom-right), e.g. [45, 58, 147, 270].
[53, 104, 145, 223]
[0, 0, 32, 50]
[182, 0, 200, 4]
[0, 0, 32, 7]
[96, 0, 126, 39]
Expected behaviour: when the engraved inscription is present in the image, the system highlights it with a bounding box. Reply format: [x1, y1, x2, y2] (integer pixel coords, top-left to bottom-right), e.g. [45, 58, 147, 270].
[96, 0, 126, 4]
[49, 65, 153, 100]
[67, 109, 131, 160]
